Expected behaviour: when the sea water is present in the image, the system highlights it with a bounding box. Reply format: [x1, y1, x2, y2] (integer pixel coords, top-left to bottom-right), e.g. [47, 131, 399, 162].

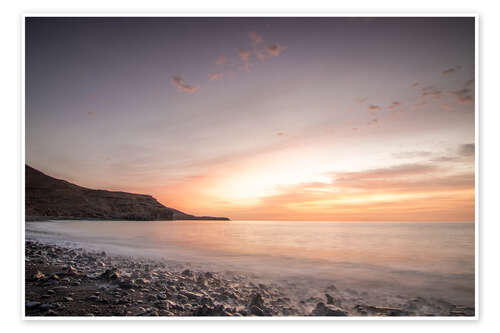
[25, 220, 475, 308]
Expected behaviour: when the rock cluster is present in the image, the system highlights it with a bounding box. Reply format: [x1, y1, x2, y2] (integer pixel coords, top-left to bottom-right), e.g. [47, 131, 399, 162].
[24, 241, 475, 317]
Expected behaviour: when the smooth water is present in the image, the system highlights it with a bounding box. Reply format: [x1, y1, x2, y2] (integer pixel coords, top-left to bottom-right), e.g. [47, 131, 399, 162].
[26, 220, 475, 307]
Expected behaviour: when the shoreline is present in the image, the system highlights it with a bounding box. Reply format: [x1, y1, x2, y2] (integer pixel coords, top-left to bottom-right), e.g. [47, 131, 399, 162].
[24, 240, 475, 317]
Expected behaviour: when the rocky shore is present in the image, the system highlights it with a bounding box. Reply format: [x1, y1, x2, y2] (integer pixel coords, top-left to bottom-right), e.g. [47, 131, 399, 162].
[25, 241, 475, 317]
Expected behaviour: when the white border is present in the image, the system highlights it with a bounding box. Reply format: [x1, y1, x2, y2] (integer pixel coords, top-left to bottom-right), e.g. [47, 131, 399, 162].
[20, 13, 479, 321]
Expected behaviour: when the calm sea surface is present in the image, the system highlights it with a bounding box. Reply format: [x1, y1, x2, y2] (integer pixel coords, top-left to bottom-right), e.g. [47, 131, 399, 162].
[26, 220, 475, 306]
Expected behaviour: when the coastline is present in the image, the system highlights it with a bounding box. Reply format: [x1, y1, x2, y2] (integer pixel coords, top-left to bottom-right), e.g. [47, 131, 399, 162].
[24, 240, 475, 317]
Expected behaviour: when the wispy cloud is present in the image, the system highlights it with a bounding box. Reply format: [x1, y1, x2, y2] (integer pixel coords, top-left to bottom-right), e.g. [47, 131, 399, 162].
[414, 101, 427, 109]
[248, 31, 264, 44]
[368, 105, 381, 112]
[464, 79, 475, 87]
[171, 76, 200, 94]
[392, 151, 433, 159]
[440, 103, 453, 111]
[356, 97, 368, 103]
[265, 44, 287, 56]
[209, 72, 223, 81]
[448, 88, 474, 104]
[411, 82, 419, 88]
[458, 143, 475, 157]
[388, 101, 401, 110]
[334, 163, 438, 182]
[442, 65, 462, 75]
[216, 56, 227, 65]
[421, 86, 441, 99]
[249, 32, 267, 62]
[238, 49, 251, 72]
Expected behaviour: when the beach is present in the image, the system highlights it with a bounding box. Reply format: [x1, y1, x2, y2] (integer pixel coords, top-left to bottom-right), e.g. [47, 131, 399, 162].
[24, 220, 475, 317]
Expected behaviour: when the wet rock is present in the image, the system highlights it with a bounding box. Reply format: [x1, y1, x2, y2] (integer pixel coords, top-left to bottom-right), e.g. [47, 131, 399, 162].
[311, 302, 348, 316]
[26, 301, 41, 309]
[250, 305, 265, 316]
[182, 291, 203, 301]
[118, 278, 135, 289]
[135, 278, 151, 285]
[63, 297, 73, 302]
[39, 303, 51, 311]
[33, 271, 45, 280]
[100, 268, 120, 280]
[248, 293, 264, 308]
[181, 269, 193, 277]
[326, 293, 342, 306]
[64, 265, 79, 276]
[159, 310, 174, 316]
[354, 304, 408, 316]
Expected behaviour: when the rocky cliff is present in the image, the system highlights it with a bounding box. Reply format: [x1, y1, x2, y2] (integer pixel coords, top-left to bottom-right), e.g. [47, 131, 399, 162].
[25, 165, 229, 221]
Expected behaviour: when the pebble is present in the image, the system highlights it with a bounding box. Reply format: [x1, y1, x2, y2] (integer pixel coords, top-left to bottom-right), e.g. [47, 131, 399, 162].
[24, 240, 474, 318]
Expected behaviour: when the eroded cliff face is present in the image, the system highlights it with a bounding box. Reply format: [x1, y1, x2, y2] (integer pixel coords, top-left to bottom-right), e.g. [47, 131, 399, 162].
[25, 165, 229, 221]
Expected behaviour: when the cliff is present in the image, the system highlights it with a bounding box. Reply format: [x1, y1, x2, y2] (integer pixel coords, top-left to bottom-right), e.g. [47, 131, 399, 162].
[25, 165, 229, 221]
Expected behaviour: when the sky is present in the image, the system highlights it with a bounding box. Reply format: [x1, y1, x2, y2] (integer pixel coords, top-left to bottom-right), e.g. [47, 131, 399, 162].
[25, 17, 475, 221]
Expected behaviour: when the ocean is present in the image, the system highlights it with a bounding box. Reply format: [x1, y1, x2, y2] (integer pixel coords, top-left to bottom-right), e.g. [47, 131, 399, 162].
[25, 220, 475, 309]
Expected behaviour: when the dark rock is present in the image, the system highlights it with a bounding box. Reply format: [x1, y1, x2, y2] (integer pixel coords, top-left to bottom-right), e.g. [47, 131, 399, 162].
[354, 304, 408, 316]
[33, 271, 45, 280]
[326, 293, 342, 306]
[311, 302, 348, 316]
[181, 269, 193, 277]
[248, 293, 264, 308]
[26, 301, 41, 309]
[250, 305, 265, 316]
[118, 278, 135, 289]
[100, 268, 120, 280]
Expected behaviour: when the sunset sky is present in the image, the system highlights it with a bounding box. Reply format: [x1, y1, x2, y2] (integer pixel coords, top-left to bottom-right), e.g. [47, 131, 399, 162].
[25, 17, 475, 221]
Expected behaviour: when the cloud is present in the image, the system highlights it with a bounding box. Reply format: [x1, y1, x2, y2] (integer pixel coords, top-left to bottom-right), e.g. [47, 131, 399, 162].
[458, 143, 475, 157]
[465, 79, 475, 87]
[392, 151, 433, 159]
[367, 118, 378, 126]
[421, 86, 441, 99]
[216, 56, 227, 65]
[356, 97, 368, 103]
[238, 49, 251, 72]
[430, 156, 457, 163]
[171, 76, 200, 94]
[388, 101, 401, 110]
[276, 132, 285, 136]
[414, 101, 427, 109]
[442, 65, 462, 75]
[411, 82, 419, 88]
[87, 111, 95, 116]
[368, 104, 381, 112]
[209, 72, 223, 81]
[440, 103, 453, 111]
[448, 89, 474, 104]
[249, 31, 264, 44]
[265, 44, 287, 56]
[335, 163, 439, 182]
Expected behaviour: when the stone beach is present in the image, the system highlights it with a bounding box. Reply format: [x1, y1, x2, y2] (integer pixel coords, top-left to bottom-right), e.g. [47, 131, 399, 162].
[25, 240, 475, 317]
